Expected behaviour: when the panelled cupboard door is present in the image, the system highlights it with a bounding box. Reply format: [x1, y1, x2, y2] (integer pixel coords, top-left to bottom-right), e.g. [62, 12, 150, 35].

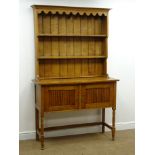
[43, 85, 79, 111]
[81, 83, 115, 109]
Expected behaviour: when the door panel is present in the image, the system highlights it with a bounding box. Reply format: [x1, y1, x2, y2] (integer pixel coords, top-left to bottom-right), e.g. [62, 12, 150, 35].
[81, 83, 114, 109]
[44, 85, 79, 111]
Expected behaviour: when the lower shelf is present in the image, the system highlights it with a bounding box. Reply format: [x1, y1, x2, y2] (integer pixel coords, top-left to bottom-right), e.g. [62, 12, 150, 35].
[38, 121, 112, 132]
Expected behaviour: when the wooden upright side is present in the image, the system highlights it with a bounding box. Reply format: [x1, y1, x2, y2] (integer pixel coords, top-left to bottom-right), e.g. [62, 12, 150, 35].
[33, 10, 39, 79]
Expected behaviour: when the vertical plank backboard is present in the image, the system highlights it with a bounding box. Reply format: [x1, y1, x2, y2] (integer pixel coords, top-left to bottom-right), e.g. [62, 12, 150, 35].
[51, 15, 59, 77]
[43, 14, 51, 56]
[102, 16, 107, 35]
[87, 15, 95, 76]
[44, 60, 53, 77]
[39, 60, 45, 78]
[43, 14, 52, 78]
[59, 15, 67, 77]
[81, 16, 88, 76]
[94, 16, 103, 35]
[95, 16, 103, 56]
[51, 14, 59, 56]
[95, 16, 105, 76]
[38, 14, 44, 56]
[66, 15, 74, 77]
[73, 15, 81, 77]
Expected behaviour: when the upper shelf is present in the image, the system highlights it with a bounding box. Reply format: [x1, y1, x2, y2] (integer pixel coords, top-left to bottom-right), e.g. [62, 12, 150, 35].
[37, 34, 107, 38]
[38, 56, 107, 59]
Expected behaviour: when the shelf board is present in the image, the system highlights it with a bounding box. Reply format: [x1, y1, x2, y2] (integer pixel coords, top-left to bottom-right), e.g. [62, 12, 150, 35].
[37, 34, 107, 37]
[38, 56, 106, 59]
[33, 77, 119, 85]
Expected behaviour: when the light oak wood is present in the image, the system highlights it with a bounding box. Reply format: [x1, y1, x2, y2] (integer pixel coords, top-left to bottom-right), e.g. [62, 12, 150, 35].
[32, 5, 119, 149]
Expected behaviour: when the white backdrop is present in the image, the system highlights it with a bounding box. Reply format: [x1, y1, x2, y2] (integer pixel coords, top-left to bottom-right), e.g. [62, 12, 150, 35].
[19, 0, 135, 140]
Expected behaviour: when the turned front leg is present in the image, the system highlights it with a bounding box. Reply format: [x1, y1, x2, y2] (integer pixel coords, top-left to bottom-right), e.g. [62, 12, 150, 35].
[112, 107, 116, 140]
[34, 85, 39, 141]
[40, 116, 44, 150]
[35, 108, 39, 141]
[102, 108, 105, 133]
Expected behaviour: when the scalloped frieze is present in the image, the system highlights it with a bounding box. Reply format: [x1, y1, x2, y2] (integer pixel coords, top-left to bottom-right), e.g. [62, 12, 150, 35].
[36, 8, 109, 17]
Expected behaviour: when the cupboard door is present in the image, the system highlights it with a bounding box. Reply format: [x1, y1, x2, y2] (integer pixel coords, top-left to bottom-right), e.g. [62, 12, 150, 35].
[81, 83, 114, 109]
[44, 85, 79, 112]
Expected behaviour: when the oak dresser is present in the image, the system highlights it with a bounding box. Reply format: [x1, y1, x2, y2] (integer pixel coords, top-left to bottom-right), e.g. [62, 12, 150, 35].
[32, 5, 119, 149]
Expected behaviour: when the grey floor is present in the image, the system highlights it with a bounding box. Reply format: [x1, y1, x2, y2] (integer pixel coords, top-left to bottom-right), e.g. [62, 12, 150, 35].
[20, 129, 135, 155]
